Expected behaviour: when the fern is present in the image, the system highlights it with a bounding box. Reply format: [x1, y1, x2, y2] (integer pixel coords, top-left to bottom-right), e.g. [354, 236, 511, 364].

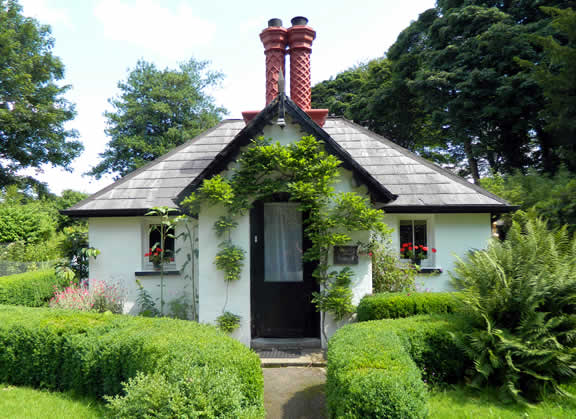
[451, 212, 576, 404]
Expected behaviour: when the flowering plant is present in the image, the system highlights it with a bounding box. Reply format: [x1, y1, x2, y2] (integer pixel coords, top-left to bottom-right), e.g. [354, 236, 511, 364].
[49, 279, 125, 313]
[49, 282, 92, 311]
[144, 244, 173, 267]
[400, 242, 437, 261]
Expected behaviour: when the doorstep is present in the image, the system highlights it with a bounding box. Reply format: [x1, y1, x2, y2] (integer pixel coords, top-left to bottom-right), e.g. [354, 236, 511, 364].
[252, 339, 325, 367]
[257, 348, 326, 367]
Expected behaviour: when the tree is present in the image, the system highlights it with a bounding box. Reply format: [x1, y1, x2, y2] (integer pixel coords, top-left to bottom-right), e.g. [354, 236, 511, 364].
[520, 7, 576, 172]
[480, 168, 576, 234]
[312, 58, 443, 155]
[313, 1, 575, 180]
[89, 59, 226, 179]
[0, 0, 82, 187]
[390, 0, 576, 179]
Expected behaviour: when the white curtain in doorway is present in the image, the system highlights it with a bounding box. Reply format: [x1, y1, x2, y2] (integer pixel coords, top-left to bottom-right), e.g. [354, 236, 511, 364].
[264, 203, 303, 282]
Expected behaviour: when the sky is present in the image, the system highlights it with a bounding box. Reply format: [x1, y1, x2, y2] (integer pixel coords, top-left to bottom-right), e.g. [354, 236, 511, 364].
[18, 0, 436, 195]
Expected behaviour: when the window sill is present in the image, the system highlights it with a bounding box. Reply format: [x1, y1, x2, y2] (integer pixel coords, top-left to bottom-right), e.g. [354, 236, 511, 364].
[417, 267, 443, 274]
[135, 270, 181, 277]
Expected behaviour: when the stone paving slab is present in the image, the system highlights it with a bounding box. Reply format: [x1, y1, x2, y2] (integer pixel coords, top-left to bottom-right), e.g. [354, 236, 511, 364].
[263, 367, 326, 419]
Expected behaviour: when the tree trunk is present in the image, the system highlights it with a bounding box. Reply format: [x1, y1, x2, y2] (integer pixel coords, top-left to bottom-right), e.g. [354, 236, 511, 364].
[463, 137, 480, 184]
[536, 125, 558, 175]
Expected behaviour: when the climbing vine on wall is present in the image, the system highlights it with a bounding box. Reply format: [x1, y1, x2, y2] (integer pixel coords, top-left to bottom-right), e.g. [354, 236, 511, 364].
[181, 135, 389, 338]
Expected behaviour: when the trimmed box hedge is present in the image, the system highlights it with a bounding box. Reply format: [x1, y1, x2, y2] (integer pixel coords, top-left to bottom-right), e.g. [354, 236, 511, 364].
[326, 314, 470, 418]
[0, 269, 66, 307]
[0, 305, 264, 418]
[357, 292, 461, 321]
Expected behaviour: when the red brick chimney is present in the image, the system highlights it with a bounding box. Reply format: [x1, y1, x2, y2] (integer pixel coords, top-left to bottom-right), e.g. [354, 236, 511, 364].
[242, 16, 328, 126]
[260, 18, 288, 105]
[287, 16, 328, 126]
[287, 16, 314, 110]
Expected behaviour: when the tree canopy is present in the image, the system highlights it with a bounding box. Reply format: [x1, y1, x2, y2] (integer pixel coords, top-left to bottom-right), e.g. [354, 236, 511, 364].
[88, 59, 226, 179]
[312, 1, 576, 181]
[0, 0, 82, 188]
[520, 7, 576, 171]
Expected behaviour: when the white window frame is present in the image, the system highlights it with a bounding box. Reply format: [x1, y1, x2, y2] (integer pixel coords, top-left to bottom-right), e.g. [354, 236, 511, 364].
[142, 221, 177, 271]
[397, 214, 436, 268]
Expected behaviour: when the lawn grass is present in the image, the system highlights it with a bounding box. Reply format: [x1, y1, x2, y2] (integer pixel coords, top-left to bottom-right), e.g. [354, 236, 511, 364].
[429, 382, 576, 418]
[0, 383, 107, 418]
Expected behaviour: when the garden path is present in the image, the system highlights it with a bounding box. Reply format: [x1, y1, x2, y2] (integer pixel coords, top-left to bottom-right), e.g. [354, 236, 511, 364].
[262, 367, 326, 419]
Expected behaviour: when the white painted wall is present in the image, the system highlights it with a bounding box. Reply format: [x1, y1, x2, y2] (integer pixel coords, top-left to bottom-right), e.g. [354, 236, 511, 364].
[88, 216, 197, 317]
[197, 205, 252, 345]
[384, 213, 492, 291]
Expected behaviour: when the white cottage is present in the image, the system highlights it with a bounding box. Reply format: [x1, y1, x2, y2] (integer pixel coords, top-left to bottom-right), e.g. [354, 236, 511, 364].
[63, 17, 513, 347]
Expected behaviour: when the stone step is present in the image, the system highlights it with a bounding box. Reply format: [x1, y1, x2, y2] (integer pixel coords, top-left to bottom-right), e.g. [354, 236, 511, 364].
[251, 337, 321, 350]
[257, 348, 326, 368]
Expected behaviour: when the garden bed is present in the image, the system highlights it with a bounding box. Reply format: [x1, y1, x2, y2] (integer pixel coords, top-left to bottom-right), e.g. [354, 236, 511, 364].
[326, 314, 469, 418]
[327, 314, 576, 418]
[0, 305, 264, 417]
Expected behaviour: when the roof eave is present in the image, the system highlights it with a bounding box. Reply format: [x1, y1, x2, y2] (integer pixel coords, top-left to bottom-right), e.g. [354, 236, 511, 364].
[379, 204, 519, 214]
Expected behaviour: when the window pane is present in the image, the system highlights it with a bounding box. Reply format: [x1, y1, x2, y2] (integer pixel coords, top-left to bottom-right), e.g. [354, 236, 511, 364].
[399, 220, 413, 247]
[264, 203, 303, 282]
[413, 220, 427, 247]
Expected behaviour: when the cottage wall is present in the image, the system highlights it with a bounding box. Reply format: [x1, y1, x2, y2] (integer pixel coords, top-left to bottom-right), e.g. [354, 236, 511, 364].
[88, 216, 197, 317]
[384, 212, 492, 291]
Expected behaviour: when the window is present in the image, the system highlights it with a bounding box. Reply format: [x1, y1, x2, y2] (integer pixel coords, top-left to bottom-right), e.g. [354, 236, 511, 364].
[399, 219, 434, 264]
[144, 224, 175, 268]
[264, 203, 303, 282]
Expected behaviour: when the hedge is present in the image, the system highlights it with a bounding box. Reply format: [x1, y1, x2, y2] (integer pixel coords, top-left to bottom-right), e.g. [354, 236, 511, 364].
[326, 314, 470, 418]
[0, 269, 66, 307]
[356, 292, 461, 321]
[0, 305, 264, 418]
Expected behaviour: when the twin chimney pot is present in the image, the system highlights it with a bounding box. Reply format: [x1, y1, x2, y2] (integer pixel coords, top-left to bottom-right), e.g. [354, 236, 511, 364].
[243, 17, 328, 127]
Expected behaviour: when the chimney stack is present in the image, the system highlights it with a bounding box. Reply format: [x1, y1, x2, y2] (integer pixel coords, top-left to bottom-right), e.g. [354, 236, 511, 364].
[242, 16, 328, 126]
[260, 18, 288, 105]
[287, 16, 315, 110]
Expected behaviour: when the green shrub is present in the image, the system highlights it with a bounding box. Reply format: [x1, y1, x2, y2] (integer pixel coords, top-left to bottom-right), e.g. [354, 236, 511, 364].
[0, 270, 67, 307]
[216, 311, 241, 333]
[376, 314, 470, 384]
[451, 213, 576, 403]
[326, 314, 470, 418]
[327, 325, 427, 418]
[357, 292, 461, 321]
[0, 305, 264, 417]
[371, 241, 418, 292]
[107, 367, 257, 418]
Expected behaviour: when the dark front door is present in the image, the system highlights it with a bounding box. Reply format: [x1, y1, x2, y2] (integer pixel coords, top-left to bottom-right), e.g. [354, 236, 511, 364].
[251, 200, 319, 338]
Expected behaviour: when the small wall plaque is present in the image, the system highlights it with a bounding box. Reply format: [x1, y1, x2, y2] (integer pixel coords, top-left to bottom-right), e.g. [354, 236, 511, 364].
[333, 245, 359, 265]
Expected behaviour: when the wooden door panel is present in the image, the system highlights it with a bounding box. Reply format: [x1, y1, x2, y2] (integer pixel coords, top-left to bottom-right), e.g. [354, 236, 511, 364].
[251, 200, 319, 338]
